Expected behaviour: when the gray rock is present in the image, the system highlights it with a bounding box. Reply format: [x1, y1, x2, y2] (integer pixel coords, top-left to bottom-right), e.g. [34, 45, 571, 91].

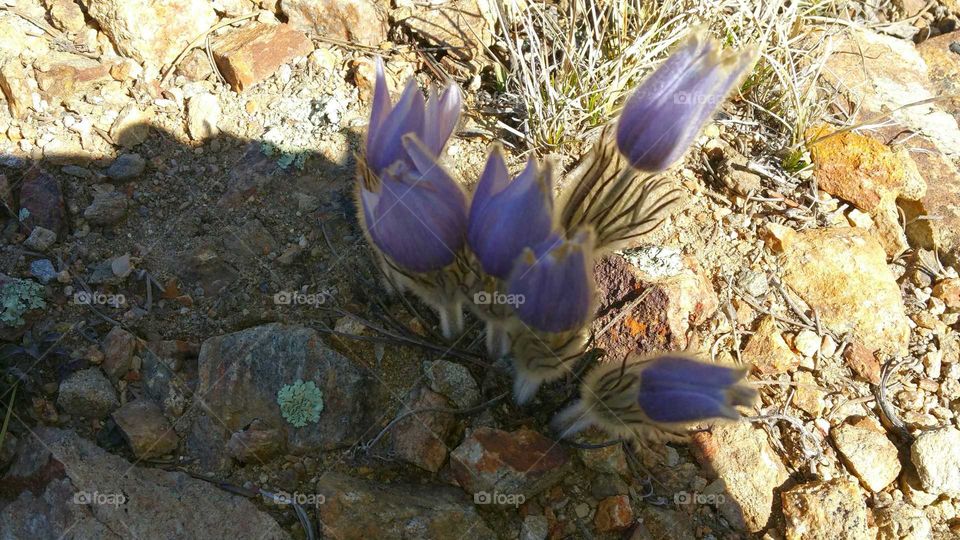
[911, 427, 960, 495]
[61, 164, 91, 178]
[57, 368, 118, 418]
[106, 153, 145, 181]
[423, 359, 480, 409]
[24, 226, 57, 250]
[195, 323, 370, 453]
[520, 515, 549, 540]
[29, 259, 56, 284]
[112, 399, 178, 459]
[83, 191, 128, 225]
[0, 428, 288, 539]
[314, 473, 495, 539]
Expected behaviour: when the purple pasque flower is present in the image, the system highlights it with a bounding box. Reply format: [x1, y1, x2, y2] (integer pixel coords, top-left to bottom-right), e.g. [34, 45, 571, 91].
[359, 58, 467, 274]
[616, 29, 755, 172]
[635, 354, 756, 424]
[468, 146, 555, 279]
[551, 353, 756, 440]
[365, 58, 462, 174]
[361, 135, 468, 273]
[507, 228, 595, 333]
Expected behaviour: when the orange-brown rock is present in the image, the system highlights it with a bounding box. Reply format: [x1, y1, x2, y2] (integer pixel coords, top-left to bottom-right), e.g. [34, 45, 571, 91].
[594, 495, 633, 532]
[768, 226, 910, 356]
[213, 23, 313, 92]
[744, 316, 800, 375]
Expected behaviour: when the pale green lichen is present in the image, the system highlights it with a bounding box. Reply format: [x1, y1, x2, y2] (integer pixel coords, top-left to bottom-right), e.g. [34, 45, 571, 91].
[277, 380, 323, 428]
[260, 141, 307, 171]
[1, 278, 46, 327]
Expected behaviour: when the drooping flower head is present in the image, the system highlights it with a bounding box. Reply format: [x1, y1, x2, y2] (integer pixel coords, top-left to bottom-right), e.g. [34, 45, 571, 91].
[468, 146, 555, 279]
[552, 353, 757, 440]
[616, 29, 756, 172]
[507, 228, 595, 333]
[359, 58, 467, 274]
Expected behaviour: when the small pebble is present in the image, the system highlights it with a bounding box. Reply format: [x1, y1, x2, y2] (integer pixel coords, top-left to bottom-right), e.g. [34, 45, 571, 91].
[107, 153, 146, 181]
[29, 259, 57, 284]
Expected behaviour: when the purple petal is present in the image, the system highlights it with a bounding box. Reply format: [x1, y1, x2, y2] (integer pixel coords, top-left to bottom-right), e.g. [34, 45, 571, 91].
[367, 79, 426, 173]
[507, 229, 594, 333]
[616, 31, 754, 172]
[637, 387, 738, 423]
[635, 355, 753, 424]
[423, 83, 462, 156]
[361, 153, 467, 273]
[366, 57, 392, 152]
[469, 155, 554, 278]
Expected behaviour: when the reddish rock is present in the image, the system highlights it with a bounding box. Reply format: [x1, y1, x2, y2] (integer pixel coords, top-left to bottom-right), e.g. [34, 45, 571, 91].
[112, 399, 178, 459]
[213, 23, 313, 92]
[19, 167, 65, 239]
[33, 53, 114, 104]
[843, 339, 882, 385]
[0, 59, 32, 119]
[390, 386, 455, 472]
[594, 495, 633, 532]
[592, 255, 717, 359]
[450, 427, 569, 499]
[807, 126, 926, 212]
[933, 278, 960, 310]
[282, 0, 386, 47]
[101, 326, 138, 382]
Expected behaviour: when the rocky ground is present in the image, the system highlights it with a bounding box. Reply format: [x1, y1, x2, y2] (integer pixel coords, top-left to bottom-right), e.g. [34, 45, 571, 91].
[2, 0, 960, 539]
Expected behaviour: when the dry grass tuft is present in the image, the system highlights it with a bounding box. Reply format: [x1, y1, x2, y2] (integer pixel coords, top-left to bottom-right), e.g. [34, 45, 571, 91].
[492, 0, 861, 159]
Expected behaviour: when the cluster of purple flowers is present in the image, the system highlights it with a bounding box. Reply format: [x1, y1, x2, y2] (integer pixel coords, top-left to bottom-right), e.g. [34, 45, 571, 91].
[356, 29, 758, 438]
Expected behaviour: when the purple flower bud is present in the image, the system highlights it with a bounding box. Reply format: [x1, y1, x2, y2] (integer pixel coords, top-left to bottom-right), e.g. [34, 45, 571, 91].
[360, 135, 467, 273]
[636, 355, 756, 424]
[468, 147, 555, 278]
[366, 58, 462, 174]
[551, 353, 756, 441]
[507, 229, 595, 333]
[616, 30, 755, 171]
